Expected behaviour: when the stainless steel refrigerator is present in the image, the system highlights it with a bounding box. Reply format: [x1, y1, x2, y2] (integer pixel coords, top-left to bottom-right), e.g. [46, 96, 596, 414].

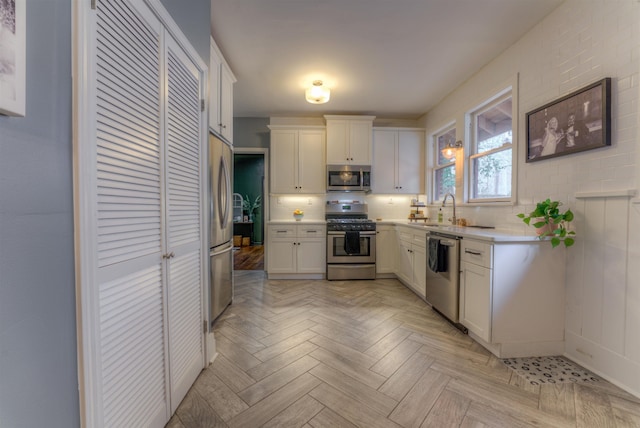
[209, 133, 233, 326]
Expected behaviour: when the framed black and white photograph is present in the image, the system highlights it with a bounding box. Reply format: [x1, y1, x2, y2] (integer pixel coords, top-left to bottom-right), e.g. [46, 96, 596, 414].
[0, 0, 25, 117]
[526, 78, 611, 162]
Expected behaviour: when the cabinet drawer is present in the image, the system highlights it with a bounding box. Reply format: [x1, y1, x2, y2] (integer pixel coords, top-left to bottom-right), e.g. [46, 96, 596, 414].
[298, 224, 325, 237]
[461, 240, 492, 268]
[398, 230, 412, 242]
[268, 225, 295, 238]
[412, 231, 427, 247]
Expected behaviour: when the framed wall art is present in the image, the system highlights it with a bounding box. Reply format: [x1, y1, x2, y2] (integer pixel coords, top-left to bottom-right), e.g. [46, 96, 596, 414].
[526, 78, 611, 162]
[0, 0, 26, 117]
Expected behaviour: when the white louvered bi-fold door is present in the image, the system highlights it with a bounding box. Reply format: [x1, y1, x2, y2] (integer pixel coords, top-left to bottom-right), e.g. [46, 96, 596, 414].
[91, 0, 204, 426]
[164, 35, 204, 413]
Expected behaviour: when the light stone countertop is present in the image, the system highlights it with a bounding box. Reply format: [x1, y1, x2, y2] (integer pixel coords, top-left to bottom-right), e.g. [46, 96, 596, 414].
[268, 220, 326, 225]
[376, 219, 542, 243]
[267, 219, 542, 243]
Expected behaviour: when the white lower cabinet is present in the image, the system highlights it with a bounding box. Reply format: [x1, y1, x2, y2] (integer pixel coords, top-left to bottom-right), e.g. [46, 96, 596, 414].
[395, 226, 427, 299]
[267, 224, 326, 278]
[459, 238, 566, 358]
[375, 225, 396, 274]
[460, 260, 492, 343]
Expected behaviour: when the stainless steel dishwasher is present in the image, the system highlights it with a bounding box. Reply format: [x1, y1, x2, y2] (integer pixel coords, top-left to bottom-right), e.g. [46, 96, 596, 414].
[426, 231, 466, 332]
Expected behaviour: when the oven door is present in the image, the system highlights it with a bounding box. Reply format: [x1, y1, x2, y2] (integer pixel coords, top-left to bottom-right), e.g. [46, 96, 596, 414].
[327, 231, 376, 263]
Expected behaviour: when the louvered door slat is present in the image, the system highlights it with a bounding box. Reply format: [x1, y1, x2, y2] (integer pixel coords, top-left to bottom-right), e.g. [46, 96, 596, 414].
[165, 38, 203, 413]
[98, 265, 165, 428]
[168, 251, 202, 392]
[95, 1, 167, 427]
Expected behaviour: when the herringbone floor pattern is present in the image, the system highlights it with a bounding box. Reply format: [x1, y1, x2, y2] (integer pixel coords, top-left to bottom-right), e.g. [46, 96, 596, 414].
[167, 271, 640, 427]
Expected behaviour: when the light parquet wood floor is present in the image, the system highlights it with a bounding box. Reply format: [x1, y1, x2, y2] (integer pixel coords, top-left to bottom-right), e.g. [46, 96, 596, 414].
[167, 271, 640, 428]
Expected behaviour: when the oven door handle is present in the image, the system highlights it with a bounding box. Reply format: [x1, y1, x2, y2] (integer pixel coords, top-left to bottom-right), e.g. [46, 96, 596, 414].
[327, 231, 376, 236]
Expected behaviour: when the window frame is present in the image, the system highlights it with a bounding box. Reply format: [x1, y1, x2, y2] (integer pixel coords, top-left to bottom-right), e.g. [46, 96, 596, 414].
[466, 86, 517, 204]
[432, 124, 457, 203]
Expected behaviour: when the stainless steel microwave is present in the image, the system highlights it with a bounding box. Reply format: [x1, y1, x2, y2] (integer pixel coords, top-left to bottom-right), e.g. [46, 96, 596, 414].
[327, 165, 371, 192]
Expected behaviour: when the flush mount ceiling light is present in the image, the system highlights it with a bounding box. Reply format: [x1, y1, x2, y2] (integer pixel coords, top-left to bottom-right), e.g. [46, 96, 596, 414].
[305, 80, 330, 104]
[441, 140, 463, 160]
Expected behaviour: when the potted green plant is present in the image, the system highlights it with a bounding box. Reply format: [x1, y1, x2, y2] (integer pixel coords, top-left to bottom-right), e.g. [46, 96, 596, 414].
[242, 194, 261, 222]
[517, 198, 575, 248]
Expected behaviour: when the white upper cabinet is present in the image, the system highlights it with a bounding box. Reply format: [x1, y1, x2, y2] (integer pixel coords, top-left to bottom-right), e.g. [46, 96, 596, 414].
[325, 115, 375, 165]
[270, 126, 326, 194]
[209, 38, 235, 142]
[372, 128, 424, 194]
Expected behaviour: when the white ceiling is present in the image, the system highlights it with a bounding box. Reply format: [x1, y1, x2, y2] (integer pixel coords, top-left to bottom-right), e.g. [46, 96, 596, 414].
[210, 0, 563, 120]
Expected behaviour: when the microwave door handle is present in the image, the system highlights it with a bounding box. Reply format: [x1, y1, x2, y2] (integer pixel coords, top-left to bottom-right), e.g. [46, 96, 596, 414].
[359, 168, 363, 190]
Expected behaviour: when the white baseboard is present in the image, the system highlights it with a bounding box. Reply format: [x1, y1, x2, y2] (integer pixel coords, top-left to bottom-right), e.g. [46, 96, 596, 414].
[468, 331, 564, 358]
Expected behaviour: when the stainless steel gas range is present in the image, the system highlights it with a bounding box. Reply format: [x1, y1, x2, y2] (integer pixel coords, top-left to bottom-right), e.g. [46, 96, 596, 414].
[325, 202, 376, 280]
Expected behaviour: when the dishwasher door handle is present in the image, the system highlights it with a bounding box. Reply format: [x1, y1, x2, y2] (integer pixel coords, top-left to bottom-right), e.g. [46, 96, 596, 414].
[439, 240, 457, 247]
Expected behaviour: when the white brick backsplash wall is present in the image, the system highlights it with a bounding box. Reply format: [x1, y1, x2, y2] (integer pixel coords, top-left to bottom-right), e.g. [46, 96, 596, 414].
[422, 0, 640, 397]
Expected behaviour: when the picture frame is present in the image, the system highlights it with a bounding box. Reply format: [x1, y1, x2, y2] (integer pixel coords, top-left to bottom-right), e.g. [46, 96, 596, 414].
[0, 0, 26, 117]
[525, 78, 611, 162]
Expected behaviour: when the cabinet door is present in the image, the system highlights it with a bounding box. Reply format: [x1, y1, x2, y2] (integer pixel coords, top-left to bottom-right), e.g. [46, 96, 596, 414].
[326, 120, 349, 164]
[460, 261, 492, 342]
[376, 227, 396, 273]
[268, 239, 297, 273]
[209, 44, 221, 134]
[270, 130, 298, 193]
[397, 131, 424, 194]
[297, 239, 325, 273]
[219, 63, 234, 142]
[93, 3, 168, 427]
[372, 130, 397, 193]
[412, 244, 427, 298]
[349, 120, 372, 164]
[298, 130, 326, 194]
[396, 239, 413, 285]
[165, 34, 204, 413]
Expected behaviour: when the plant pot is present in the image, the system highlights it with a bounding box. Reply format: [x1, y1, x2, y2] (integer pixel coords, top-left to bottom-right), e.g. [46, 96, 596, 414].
[535, 221, 554, 236]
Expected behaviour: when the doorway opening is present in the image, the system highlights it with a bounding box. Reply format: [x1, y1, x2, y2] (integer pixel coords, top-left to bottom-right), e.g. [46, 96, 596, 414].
[233, 149, 268, 270]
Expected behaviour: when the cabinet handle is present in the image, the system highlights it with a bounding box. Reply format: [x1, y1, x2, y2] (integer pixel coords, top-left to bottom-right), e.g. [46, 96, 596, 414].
[276, 230, 288, 233]
[464, 249, 482, 256]
[162, 252, 175, 259]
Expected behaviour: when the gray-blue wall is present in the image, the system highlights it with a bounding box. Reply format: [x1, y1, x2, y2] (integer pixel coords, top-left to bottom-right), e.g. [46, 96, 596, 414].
[234, 117, 270, 148]
[0, 1, 210, 427]
[0, 1, 78, 427]
[160, 0, 210, 65]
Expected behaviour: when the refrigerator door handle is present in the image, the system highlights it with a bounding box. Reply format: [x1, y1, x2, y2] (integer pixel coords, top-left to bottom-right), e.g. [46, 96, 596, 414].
[210, 243, 233, 257]
[218, 155, 230, 230]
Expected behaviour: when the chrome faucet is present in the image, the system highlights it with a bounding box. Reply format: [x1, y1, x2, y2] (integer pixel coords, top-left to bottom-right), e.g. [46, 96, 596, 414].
[442, 193, 456, 225]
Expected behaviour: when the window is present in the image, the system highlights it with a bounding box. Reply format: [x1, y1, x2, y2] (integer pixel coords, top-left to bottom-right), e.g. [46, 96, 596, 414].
[433, 126, 456, 201]
[469, 93, 512, 201]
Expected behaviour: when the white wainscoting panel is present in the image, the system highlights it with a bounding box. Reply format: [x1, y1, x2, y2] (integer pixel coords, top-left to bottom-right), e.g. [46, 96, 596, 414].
[566, 191, 640, 397]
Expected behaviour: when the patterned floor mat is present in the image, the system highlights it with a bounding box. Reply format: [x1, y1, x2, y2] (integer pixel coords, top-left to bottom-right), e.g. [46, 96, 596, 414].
[502, 356, 600, 386]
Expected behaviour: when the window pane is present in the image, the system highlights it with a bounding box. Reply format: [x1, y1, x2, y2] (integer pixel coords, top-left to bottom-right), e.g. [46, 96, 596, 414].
[476, 98, 512, 153]
[472, 149, 512, 199]
[436, 128, 456, 165]
[435, 165, 455, 200]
